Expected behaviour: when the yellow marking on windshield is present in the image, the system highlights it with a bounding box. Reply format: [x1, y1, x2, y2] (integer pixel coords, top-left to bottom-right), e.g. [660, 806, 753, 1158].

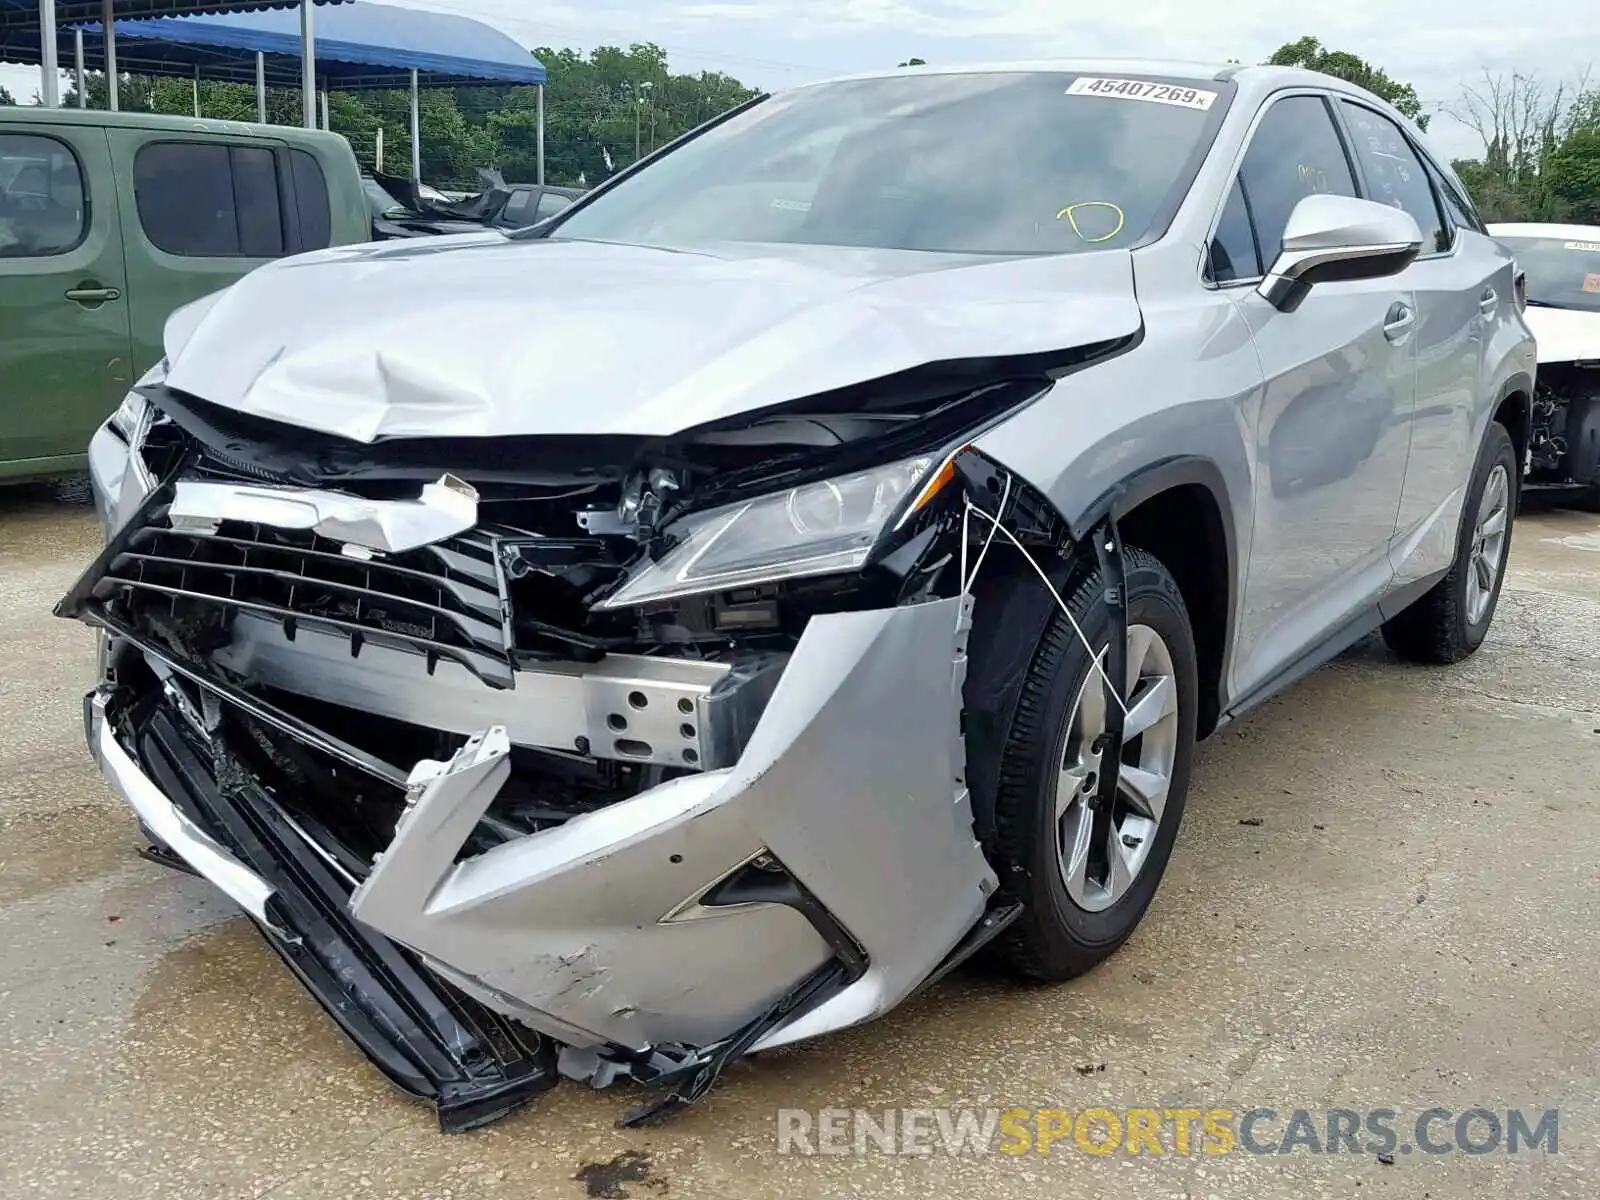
[1056, 201, 1126, 243]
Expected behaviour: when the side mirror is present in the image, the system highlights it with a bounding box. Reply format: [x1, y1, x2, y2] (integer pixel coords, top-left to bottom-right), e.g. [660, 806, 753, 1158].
[1258, 194, 1425, 313]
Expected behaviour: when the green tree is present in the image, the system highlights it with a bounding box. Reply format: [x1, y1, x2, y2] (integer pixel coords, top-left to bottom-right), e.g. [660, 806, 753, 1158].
[1267, 36, 1430, 129]
[1448, 71, 1600, 221]
[898, 58, 927, 67]
[1547, 126, 1600, 222]
[55, 43, 758, 190]
[492, 43, 756, 184]
[0, 85, 14, 105]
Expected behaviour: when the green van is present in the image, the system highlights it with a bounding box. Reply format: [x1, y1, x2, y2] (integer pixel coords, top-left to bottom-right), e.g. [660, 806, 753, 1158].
[0, 108, 371, 483]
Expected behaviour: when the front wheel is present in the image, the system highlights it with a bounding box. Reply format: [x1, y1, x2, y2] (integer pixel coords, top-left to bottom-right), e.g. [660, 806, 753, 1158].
[1382, 421, 1517, 664]
[990, 547, 1199, 981]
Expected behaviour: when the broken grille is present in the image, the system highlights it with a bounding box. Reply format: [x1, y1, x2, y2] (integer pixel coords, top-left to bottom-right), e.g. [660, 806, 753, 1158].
[94, 500, 517, 687]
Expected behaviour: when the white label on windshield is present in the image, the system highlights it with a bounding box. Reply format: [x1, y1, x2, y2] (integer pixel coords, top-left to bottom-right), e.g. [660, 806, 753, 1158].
[1067, 76, 1218, 111]
[1563, 240, 1600, 253]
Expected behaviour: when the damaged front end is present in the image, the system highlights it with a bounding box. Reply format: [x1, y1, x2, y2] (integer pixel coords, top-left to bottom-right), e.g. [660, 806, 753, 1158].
[61, 353, 1102, 1128]
[1527, 362, 1600, 500]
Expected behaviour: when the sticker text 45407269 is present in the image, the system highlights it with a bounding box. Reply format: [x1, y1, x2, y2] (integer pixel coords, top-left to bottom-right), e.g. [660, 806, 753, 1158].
[1066, 77, 1218, 112]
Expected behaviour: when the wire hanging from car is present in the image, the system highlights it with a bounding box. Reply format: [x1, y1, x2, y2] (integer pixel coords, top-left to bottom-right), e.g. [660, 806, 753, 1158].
[959, 473, 1012, 596]
[960, 496, 1130, 717]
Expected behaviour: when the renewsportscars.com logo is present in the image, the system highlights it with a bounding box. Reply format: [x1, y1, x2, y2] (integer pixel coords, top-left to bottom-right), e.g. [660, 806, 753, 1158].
[775, 1106, 1560, 1158]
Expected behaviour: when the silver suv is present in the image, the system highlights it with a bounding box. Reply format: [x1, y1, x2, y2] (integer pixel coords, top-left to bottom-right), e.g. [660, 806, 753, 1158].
[63, 61, 1536, 1130]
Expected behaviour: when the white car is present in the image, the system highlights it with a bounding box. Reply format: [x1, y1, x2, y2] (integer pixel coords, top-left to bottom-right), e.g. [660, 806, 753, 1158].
[1489, 222, 1600, 507]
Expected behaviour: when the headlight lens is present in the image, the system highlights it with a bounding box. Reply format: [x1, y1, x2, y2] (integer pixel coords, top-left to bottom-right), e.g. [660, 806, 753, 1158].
[108, 392, 148, 442]
[596, 455, 937, 609]
[108, 359, 167, 443]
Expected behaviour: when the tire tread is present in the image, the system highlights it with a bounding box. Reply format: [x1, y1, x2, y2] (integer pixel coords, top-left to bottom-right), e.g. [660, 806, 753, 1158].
[989, 546, 1193, 981]
[1382, 422, 1517, 665]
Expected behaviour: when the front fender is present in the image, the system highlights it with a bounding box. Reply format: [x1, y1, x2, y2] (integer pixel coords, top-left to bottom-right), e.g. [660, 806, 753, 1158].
[972, 296, 1258, 599]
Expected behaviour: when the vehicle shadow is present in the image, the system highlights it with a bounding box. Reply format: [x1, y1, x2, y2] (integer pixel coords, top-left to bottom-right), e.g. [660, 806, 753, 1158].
[0, 475, 93, 514]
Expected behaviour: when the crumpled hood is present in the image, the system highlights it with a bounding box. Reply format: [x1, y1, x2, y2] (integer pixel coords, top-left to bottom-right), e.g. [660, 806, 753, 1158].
[1523, 305, 1600, 365]
[163, 235, 1143, 442]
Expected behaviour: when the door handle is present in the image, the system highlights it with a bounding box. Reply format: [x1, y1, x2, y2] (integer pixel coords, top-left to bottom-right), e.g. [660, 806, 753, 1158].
[1383, 301, 1416, 343]
[1479, 287, 1498, 318]
[65, 285, 121, 305]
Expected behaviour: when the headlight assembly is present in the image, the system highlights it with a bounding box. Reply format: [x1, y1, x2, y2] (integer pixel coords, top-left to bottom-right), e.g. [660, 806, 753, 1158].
[596, 455, 940, 609]
[109, 359, 167, 445]
[108, 392, 149, 443]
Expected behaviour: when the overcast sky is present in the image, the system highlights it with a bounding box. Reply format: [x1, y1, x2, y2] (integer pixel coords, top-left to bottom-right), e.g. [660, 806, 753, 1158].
[4, 0, 1594, 161]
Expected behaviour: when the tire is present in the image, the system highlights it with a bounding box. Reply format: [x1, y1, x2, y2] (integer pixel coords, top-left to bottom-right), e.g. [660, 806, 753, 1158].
[1381, 422, 1518, 665]
[991, 547, 1199, 981]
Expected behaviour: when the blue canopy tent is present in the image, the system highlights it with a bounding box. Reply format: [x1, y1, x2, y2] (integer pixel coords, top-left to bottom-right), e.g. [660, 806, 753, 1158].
[70, 2, 547, 180]
[0, 1, 346, 111]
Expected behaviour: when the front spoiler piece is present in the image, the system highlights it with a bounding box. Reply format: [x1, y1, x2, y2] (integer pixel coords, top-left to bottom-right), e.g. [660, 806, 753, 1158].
[92, 691, 559, 1132]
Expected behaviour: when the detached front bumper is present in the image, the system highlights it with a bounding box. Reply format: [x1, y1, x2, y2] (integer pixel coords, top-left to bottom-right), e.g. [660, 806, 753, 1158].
[80, 590, 998, 1123]
[87, 689, 559, 1132]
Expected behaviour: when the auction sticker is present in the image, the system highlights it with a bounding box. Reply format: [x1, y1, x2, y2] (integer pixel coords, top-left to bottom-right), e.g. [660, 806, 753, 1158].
[1066, 76, 1218, 111]
[1583, 273, 1600, 294]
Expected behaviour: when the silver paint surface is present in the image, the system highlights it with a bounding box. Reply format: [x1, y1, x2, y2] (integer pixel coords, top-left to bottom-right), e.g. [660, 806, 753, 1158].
[346, 598, 993, 1052]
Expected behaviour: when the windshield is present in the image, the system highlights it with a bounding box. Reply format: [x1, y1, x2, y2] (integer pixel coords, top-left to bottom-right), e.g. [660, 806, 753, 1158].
[1499, 235, 1600, 313]
[549, 71, 1229, 256]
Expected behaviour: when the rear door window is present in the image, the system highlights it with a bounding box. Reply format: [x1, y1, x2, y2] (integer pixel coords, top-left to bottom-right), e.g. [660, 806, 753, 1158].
[0, 132, 87, 256]
[1338, 102, 1449, 254]
[135, 142, 238, 255]
[134, 140, 295, 257]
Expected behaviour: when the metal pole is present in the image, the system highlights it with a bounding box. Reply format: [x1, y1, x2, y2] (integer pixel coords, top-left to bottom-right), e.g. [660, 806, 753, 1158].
[37, 0, 60, 108]
[74, 28, 84, 107]
[634, 96, 641, 162]
[192, 64, 200, 118]
[320, 89, 329, 131]
[101, 0, 117, 111]
[375, 125, 383, 173]
[299, 0, 316, 130]
[409, 68, 421, 183]
[536, 83, 545, 186]
[256, 51, 266, 123]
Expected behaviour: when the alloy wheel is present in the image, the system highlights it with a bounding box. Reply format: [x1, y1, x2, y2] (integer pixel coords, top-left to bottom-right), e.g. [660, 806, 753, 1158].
[1055, 624, 1180, 913]
[1465, 463, 1510, 626]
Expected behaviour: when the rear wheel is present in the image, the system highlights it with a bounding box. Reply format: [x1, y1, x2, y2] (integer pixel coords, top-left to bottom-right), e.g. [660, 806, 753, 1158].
[991, 548, 1198, 981]
[1382, 422, 1517, 664]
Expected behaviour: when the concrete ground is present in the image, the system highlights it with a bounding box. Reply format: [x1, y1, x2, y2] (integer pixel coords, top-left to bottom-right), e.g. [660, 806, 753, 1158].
[2, 490, 1597, 1200]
